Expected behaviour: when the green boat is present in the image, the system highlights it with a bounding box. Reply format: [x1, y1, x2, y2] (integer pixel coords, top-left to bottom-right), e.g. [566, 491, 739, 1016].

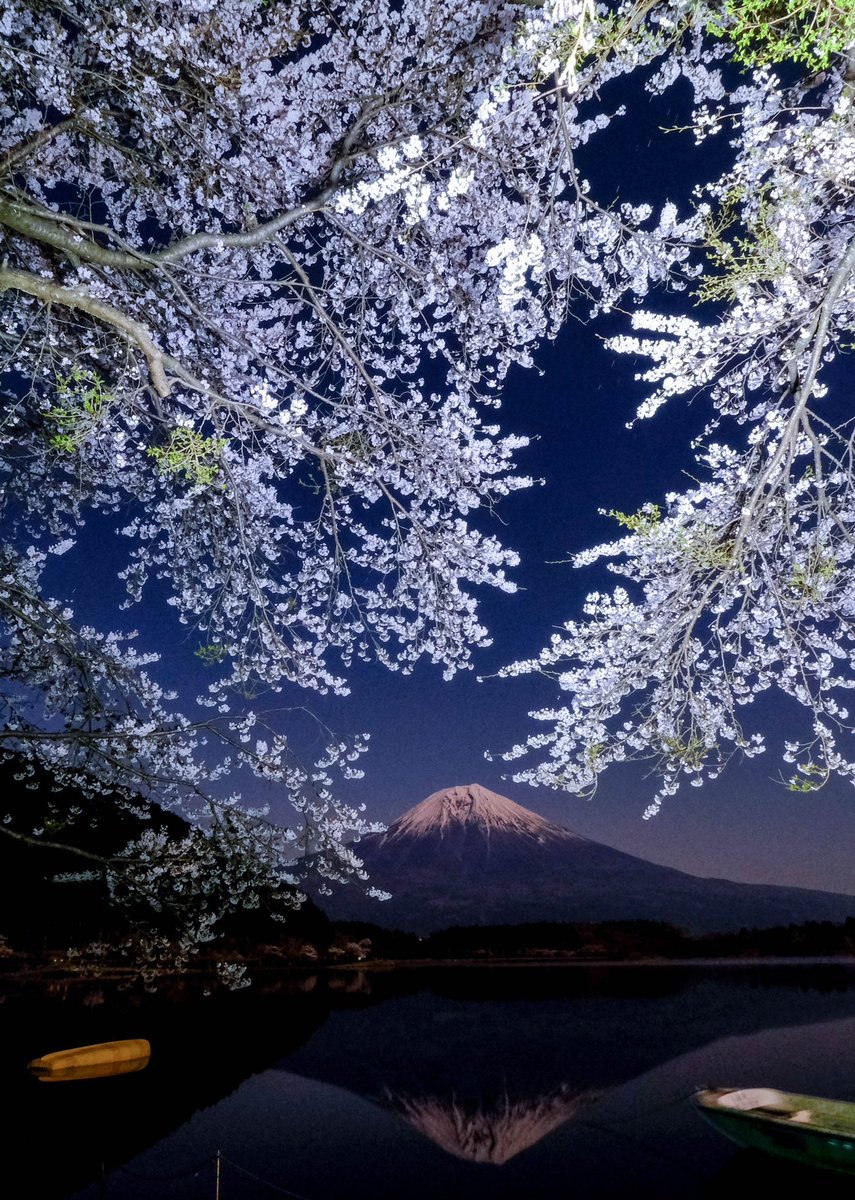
[696, 1086, 855, 1175]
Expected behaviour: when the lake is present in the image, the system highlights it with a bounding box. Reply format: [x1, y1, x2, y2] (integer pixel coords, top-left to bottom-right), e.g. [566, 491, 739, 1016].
[8, 962, 855, 1198]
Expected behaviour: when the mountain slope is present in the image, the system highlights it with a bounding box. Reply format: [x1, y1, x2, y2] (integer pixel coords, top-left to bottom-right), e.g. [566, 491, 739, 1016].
[318, 783, 855, 934]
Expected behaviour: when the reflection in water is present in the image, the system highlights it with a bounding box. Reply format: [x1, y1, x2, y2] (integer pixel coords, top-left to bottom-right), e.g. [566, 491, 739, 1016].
[0, 977, 329, 1198]
[385, 1083, 603, 1163]
[277, 963, 855, 1172]
[326, 969, 372, 993]
[31, 1055, 150, 1083]
[8, 964, 855, 1198]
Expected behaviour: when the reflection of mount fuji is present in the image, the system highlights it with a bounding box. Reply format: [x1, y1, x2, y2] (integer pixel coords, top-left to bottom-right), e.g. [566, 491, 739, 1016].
[277, 966, 855, 1164]
[383, 1085, 601, 1164]
[319, 783, 855, 933]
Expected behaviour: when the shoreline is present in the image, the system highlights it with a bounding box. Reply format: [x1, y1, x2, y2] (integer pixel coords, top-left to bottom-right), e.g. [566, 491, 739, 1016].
[328, 954, 855, 971]
[4, 954, 855, 988]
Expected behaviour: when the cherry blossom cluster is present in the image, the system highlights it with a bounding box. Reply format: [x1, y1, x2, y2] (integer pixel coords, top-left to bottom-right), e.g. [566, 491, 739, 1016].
[504, 29, 855, 815]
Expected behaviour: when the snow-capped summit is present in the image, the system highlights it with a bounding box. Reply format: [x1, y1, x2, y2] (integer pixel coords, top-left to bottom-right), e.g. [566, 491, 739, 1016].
[381, 782, 583, 845]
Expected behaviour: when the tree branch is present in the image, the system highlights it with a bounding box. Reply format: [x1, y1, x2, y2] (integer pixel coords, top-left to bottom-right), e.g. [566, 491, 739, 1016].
[0, 105, 378, 272]
[0, 267, 171, 396]
[732, 224, 855, 557]
[0, 821, 114, 866]
[0, 116, 81, 179]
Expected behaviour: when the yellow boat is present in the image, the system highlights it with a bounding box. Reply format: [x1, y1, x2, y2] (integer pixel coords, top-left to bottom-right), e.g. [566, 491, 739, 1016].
[28, 1038, 151, 1082]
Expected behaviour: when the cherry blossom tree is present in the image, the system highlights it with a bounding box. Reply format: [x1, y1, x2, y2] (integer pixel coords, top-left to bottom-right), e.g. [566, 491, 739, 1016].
[0, 0, 710, 945]
[5, 0, 846, 947]
[503, 3, 855, 817]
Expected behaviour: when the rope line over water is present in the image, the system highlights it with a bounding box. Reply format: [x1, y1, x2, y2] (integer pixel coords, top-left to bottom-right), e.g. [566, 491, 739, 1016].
[116, 1152, 217, 1183]
[116, 1149, 317, 1198]
[223, 1154, 317, 1198]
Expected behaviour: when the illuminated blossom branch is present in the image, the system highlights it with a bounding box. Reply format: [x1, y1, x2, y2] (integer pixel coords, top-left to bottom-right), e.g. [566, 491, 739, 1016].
[503, 29, 855, 815]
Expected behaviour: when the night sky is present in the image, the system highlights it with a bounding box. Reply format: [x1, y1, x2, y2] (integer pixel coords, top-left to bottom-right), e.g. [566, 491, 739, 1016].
[52, 58, 855, 899]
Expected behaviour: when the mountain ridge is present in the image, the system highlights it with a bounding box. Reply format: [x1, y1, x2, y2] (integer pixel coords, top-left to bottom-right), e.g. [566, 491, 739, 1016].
[317, 782, 855, 934]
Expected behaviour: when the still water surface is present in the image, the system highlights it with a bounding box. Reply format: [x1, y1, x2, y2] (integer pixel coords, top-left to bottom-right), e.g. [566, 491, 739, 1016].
[7, 963, 855, 1198]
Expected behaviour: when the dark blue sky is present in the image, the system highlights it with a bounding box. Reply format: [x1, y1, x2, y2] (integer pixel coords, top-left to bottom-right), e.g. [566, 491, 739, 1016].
[51, 58, 855, 898]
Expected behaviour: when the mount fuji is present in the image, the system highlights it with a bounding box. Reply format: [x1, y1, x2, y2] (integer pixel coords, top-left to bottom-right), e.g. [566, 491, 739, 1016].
[317, 783, 855, 934]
